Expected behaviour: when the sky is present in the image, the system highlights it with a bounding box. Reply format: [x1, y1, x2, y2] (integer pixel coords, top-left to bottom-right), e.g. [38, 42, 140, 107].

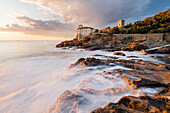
[0, 0, 169, 41]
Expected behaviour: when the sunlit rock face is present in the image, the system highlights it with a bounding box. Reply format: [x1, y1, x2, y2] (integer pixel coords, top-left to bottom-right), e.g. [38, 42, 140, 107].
[45, 85, 139, 113]
[45, 50, 169, 113]
[92, 95, 170, 113]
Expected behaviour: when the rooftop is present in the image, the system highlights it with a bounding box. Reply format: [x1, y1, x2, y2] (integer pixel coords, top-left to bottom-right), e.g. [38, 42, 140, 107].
[78, 27, 94, 29]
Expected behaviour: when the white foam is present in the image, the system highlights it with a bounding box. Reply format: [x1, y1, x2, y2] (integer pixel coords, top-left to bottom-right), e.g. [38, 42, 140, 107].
[0, 41, 167, 113]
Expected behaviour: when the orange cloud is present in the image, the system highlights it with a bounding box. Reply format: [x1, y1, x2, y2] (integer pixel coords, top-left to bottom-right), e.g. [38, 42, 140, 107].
[0, 15, 76, 39]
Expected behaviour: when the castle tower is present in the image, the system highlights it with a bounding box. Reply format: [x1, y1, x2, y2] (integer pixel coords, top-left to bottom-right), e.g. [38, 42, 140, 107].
[118, 20, 125, 29]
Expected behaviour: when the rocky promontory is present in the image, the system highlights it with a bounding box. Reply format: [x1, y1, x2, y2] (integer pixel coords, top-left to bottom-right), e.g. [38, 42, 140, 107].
[56, 33, 170, 52]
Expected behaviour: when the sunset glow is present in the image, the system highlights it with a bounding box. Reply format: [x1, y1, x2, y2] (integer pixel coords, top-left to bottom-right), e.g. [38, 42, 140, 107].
[0, 1, 170, 113]
[0, 0, 169, 40]
[0, 32, 63, 41]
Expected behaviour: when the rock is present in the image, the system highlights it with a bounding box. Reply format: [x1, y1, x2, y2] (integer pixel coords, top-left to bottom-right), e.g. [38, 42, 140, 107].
[56, 40, 76, 47]
[141, 49, 147, 54]
[166, 64, 170, 70]
[71, 58, 109, 67]
[113, 52, 126, 56]
[91, 107, 104, 113]
[93, 54, 104, 57]
[157, 47, 170, 53]
[123, 43, 149, 51]
[145, 45, 170, 54]
[88, 46, 102, 50]
[149, 56, 154, 58]
[91, 95, 170, 113]
[129, 78, 168, 88]
[167, 56, 170, 60]
[156, 56, 164, 58]
[127, 56, 139, 58]
[46, 90, 88, 113]
[72, 57, 170, 83]
[155, 86, 170, 97]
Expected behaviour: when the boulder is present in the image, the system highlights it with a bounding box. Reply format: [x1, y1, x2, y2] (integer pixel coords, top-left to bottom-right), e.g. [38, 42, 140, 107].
[56, 40, 76, 47]
[123, 43, 149, 51]
[167, 56, 170, 60]
[113, 52, 126, 56]
[141, 49, 147, 54]
[46, 90, 88, 113]
[71, 58, 109, 67]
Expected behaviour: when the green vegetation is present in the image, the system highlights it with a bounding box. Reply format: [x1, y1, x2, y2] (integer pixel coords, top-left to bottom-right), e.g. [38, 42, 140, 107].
[98, 9, 170, 34]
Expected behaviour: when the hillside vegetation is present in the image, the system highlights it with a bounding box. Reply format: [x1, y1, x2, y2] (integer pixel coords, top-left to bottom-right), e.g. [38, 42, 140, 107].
[98, 9, 170, 34]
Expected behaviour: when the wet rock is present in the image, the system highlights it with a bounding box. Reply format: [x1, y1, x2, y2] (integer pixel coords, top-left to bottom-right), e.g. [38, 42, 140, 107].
[166, 64, 170, 70]
[92, 95, 170, 113]
[141, 49, 147, 54]
[127, 56, 139, 58]
[88, 46, 103, 50]
[93, 54, 104, 57]
[72, 57, 169, 84]
[149, 55, 154, 58]
[92, 54, 118, 60]
[155, 84, 170, 97]
[71, 58, 109, 67]
[105, 48, 121, 52]
[69, 55, 170, 113]
[156, 56, 164, 58]
[128, 78, 168, 88]
[113, 52, 126, 56]
[56, 40, 76, 47]
[167, 56, 170, 60]
[145, 45, 170, 54]
[46, 90, 88, 113]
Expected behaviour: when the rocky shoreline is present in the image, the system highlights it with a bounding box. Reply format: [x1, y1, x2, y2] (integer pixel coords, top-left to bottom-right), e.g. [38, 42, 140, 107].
[74, 55, 170, 113]
[56, 34, 170, 52]
[54, 35, 170, 113]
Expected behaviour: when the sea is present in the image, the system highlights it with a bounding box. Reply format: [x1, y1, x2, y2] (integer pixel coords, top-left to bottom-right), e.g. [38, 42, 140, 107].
[0, 41, 165, 113]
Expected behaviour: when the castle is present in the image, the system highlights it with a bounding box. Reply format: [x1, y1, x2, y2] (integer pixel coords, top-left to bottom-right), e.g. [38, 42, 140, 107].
[77, 25, 95, 40]
[77, 20, 125, 40]
[118, 20, 125, 29]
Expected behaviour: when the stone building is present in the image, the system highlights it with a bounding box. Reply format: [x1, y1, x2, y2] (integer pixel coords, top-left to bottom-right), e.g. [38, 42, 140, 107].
[118, 20, 125, 29]
[77, 25, 95, 40]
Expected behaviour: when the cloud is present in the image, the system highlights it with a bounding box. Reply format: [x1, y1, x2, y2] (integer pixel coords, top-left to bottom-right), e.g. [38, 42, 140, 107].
[20, 0, 151, 27]
[0, 15, 76, 38]
[1, 0, 151, 39]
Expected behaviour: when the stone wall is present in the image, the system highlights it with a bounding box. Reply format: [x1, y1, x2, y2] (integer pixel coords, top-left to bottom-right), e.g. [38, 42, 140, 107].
[164, 33, 170, 42]
[112, 33, 170, 42]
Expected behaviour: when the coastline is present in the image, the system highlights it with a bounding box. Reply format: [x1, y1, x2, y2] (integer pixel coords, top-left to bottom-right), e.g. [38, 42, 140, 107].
[50, 33, 170, 113]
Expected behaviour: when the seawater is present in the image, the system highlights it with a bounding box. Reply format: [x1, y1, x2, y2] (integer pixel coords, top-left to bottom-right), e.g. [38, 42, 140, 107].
[0, 41, 164, 113]
[0, 41, 115, 113]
